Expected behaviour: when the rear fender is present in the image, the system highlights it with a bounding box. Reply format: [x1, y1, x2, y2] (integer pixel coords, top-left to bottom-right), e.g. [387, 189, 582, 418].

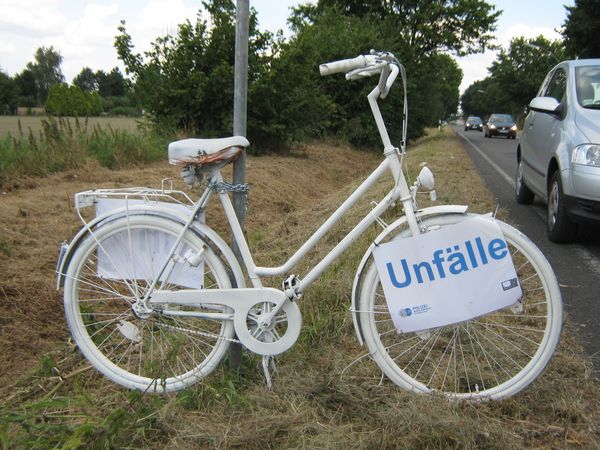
[350, 205, 469, 345]
[56, 204, 245, 290]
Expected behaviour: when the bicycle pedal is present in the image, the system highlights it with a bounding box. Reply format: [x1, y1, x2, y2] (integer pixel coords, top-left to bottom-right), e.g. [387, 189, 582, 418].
[283, 274, 302, 301]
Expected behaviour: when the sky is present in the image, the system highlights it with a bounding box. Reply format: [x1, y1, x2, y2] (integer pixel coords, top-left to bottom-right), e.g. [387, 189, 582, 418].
[0, 0, 573, 93]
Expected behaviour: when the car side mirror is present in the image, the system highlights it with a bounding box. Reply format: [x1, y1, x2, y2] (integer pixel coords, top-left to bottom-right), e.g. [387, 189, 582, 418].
[529, 96, 561, 115]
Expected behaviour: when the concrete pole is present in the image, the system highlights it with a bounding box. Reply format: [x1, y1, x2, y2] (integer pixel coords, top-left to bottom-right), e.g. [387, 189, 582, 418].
[230, 0, 249, 369]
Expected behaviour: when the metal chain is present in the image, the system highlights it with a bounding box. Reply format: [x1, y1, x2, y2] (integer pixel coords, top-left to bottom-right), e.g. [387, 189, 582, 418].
[206, 180, 250, 213]
[206, 180, 249, 194]
[154, 320, 241, 344]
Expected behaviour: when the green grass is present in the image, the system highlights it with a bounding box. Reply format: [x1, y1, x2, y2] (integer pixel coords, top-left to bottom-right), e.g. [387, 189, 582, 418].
[0, 117, 166, 187]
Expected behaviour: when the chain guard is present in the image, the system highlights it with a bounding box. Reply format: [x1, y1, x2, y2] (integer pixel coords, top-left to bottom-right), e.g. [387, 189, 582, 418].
[233, 299, 302, 356]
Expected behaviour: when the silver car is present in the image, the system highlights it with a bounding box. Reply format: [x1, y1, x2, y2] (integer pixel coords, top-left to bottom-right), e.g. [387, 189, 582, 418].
[516, 59, 600, 243]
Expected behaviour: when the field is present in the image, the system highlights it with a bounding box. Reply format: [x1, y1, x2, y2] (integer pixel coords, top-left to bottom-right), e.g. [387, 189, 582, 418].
[0, 115, 143, 137]
[0, 129, 598, 448]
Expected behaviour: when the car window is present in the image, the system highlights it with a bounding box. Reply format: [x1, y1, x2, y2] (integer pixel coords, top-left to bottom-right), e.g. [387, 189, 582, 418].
[489, 114, 513, 123]
[575, 66, 600, 108]
[544, 69, 567, 103]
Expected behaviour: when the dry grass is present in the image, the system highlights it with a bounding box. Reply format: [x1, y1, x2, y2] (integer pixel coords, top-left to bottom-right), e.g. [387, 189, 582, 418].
[0, 128, 598, 448]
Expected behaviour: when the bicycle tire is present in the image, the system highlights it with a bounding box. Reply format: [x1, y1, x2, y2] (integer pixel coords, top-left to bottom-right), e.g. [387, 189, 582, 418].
[63, 215, 235, 392]
[357, 214, 562, 400]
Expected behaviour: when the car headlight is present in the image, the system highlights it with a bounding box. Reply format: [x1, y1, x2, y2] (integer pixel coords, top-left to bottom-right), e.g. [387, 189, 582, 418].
[510, 125, 517, 131]
[489, 124, 496, 129]
[572, 144, 600, 167]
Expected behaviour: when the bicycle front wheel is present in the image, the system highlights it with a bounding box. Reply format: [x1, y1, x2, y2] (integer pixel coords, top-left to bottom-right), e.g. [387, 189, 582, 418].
[63, 215, 235, 392]
[358, 214, 562, 400]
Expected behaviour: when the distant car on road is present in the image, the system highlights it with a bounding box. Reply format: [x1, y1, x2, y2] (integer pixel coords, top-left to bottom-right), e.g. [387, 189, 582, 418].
[464, 116, 483, 131]
[484, 114, 517, 139]
[516, 59, 600, 242]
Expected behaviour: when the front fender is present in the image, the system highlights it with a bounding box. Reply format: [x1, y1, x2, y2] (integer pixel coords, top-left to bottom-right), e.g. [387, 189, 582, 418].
[56, 204, 245, 290]
[350, 205, 469, 345]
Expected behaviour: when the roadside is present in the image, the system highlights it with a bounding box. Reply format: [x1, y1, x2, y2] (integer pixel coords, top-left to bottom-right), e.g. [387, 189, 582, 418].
[455, 125, 600, 376]
[1, 129, 598, 448]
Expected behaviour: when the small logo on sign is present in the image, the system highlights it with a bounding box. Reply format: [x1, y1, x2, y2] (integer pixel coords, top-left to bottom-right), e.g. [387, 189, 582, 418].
[399, 308, 413, 317]
[501, 278, 518, 291]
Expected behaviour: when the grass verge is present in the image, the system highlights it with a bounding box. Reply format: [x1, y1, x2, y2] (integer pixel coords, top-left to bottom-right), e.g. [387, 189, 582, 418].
[0, 128, 598, 448]
[0, 117, 165, 189]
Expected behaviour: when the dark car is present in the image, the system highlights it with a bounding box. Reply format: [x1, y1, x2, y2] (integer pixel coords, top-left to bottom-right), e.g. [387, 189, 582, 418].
[464, 116, 483, 131]
[484, 114, 517, 139]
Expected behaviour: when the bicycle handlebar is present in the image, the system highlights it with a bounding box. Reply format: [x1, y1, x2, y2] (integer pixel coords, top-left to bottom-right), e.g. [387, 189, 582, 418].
[319, 55, 375, 76]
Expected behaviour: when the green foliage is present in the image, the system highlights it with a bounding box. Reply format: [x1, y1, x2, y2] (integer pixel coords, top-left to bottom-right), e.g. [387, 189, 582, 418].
[0, 70, 19, 114]
[46, 84, 104, 116]
[0, 117, 165, 186]
[115, 0, 497, 151]
[315, 0, 501, 56]
[24, 46, 65, 104]
[461, 36, 565, 122]
[14, 69, 38, 107]
[73, 67, 98, 92]
[562, 0, 600, 59]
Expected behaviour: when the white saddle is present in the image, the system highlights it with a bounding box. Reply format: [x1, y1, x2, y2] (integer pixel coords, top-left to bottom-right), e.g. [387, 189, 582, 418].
[168, 136, 250, 166]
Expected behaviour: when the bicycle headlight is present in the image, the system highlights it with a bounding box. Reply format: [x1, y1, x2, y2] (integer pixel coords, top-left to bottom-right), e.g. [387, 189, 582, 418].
[511, 125, 517, 131]
[489, 124, 496, 129]
[572, 144, 600, 167]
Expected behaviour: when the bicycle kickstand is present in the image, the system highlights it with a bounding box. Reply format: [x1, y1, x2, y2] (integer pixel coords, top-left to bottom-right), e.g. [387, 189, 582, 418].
[261, 355, 277, 390]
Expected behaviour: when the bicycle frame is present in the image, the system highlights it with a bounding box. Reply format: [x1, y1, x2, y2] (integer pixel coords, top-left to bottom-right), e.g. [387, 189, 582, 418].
[165, 75, 419, 299]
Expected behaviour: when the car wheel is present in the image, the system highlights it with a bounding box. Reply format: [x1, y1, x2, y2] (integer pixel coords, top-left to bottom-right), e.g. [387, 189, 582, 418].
[547, 171, 578, 243]
[515, 159, 534, 205]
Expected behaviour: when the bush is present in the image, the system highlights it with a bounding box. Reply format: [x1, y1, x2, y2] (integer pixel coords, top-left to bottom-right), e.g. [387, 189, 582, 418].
[46, 84, 104, 116]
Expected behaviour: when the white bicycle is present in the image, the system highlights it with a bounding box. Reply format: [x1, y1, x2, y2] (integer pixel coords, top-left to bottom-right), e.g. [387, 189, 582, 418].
[56, 51, 562, 400]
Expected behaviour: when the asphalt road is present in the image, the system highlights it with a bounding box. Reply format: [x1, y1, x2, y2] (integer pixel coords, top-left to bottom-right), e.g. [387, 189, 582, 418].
[453, 125, 600, 374]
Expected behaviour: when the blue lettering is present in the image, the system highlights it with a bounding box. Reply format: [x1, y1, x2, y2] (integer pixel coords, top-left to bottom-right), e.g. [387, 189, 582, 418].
[475, 237, 489, 265]
[448, 250, 469, 274]
[413, 261, 435, 284]
[383, 235, 510, 290]
[488, 238, 508, 260]
[465, 240, 478, 268]
[431, 249, 446, 279]
[386, 260, 412, 288]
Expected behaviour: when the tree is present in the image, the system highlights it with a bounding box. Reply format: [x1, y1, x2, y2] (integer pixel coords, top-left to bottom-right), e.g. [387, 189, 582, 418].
[96, 67, 129, 97]
[14, 69, 38, 107]
[25, 46, 65, 104]
[487, 36, 565, 118]
[460, 78, 504, 118]
[0, 70, 19, 114]
[115, 0, 497, 150]
[562, 0, 600, 58]
[46, 83, 103, 116]
[286, 1, 493, 144]
[73, 67, 98, 92]
[313, 0, 501, 56]
[115, 0, 274, 141]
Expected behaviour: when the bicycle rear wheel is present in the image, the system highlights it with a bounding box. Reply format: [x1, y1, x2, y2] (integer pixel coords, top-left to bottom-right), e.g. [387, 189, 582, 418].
[63, 215, 235, 392]
[358, 214, 562, 400]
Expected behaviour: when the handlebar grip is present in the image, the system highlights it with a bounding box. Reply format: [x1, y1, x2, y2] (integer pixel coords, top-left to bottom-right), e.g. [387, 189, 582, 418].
[319, 55, 369, 76]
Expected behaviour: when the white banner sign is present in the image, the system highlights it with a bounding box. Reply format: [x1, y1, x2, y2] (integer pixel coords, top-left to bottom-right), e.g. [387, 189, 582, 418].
[373, 216, 522, 333]
[95, 198, 204, 288]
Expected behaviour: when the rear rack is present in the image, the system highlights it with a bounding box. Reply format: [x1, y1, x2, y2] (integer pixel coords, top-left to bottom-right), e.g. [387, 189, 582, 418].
[74, 178, 194, 214]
